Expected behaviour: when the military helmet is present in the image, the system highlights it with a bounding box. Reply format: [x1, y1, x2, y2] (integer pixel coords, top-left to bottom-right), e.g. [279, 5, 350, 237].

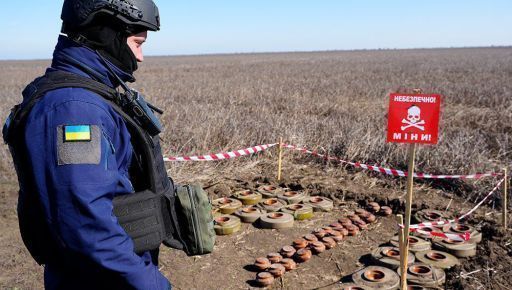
[61, 0, 160, 32]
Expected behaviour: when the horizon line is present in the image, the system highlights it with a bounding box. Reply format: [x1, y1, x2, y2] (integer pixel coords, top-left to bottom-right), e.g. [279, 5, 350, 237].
[2, 44, 511, 62]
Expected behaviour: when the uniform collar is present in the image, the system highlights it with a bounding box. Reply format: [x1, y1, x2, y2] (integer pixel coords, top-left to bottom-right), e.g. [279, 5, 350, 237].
[50, 35, 135, 88]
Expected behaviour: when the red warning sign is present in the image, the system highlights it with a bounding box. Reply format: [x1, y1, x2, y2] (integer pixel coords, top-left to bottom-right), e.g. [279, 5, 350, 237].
[387, 93, 441, 144]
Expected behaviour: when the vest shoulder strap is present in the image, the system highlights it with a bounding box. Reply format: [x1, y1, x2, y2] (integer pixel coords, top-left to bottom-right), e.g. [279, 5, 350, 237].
[6, 70, 119, 143]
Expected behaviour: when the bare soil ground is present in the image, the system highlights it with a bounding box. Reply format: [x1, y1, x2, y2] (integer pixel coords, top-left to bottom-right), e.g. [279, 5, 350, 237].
[1, 159, 510, 289]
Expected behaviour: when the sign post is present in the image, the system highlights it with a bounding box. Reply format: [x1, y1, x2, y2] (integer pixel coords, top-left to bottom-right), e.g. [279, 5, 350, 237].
[401, 143, 416, 290]
[387, 92, 441, 290]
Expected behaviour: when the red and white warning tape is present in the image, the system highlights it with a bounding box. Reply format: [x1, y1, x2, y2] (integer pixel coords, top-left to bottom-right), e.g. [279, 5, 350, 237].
[163, 143, 277, 162]
[163, 142, 501, 180]
[407, 178, 505, 230]
[412, 228, 471, 242]
[283, 144, 501, 180]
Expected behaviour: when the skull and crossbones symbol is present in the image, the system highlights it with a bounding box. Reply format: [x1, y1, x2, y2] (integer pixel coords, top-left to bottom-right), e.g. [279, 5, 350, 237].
[401, 105, 425, 131]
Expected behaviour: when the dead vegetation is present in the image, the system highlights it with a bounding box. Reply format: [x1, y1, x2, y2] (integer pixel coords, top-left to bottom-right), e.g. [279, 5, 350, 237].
[1, 48, 511, 183]
[141, 48, 511, 179]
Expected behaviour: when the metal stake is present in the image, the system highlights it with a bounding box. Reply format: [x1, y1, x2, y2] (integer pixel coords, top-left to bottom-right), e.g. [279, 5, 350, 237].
[503, 167, 508, 230]
[396, 214, 406, 290]
[277, 138, 283, 181]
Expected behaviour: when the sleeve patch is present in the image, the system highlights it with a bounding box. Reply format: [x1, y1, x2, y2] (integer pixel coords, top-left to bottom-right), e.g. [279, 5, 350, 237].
[64, 125, 91, 142]
[57, 125, 101, 165]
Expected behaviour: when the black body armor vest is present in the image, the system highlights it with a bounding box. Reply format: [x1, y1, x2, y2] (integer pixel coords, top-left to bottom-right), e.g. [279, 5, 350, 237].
[4, 70, 182, 265]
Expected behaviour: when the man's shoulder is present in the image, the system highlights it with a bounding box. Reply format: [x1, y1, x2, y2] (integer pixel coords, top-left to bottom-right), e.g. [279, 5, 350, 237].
[26, 86, 123, 132]
[36, 82, 119, 115]
[41, 86, 113, 112]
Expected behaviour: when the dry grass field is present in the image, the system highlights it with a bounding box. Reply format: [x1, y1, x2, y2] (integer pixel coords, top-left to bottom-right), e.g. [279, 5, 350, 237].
[1, 47, 511, 289]
[144, 48, 511, 175]
[1, 48, 511, 182]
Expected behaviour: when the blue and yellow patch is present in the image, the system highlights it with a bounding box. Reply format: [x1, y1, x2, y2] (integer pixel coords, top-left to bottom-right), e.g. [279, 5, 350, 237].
[63, 125, 91, 142]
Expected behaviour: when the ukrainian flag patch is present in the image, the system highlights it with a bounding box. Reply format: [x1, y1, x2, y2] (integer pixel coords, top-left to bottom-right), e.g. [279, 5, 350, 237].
[64, 125, 91, 142]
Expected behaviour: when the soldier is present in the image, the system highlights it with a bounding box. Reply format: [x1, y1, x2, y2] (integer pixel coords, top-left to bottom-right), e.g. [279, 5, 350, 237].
[2, 1, 173, 289]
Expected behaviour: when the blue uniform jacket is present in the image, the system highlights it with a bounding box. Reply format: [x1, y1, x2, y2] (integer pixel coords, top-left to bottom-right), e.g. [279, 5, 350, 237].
[15, 35, 170, 290]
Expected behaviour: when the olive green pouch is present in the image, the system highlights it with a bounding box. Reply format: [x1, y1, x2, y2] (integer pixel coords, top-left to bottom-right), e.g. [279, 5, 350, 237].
[173, 184, 216, 256]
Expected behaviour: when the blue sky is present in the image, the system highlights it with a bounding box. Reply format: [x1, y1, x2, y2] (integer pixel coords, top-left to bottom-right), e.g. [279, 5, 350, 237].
[2, 0, 511, 60]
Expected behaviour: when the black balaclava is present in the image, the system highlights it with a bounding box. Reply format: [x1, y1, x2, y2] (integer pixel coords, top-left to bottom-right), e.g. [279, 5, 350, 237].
[66, 17, 138, 75]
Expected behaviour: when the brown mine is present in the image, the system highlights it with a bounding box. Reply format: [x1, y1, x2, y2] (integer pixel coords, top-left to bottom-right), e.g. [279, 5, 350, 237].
[409, 265, 432, 275]
[304, 234, 318, 241]
[280, 258, 295, 269]
[348, 214, 361, 220]
[255, 257, 270, 264]
[314, 230, 327, 238]
[363, 269, 386, 282]
[330, 222, 343, 228]
[267, 253, 282, 263]
[330, 230, 341, 236]
[322, 237, 336, 248]
[270, 263, 285, 272]
[293, 238, 308, 247]
[346, 224, 358, 231]
[257, 272, 273, 279]
[425, 212, 442, 220]
[383, 249, 400, 259]
[409, 237, 419, 244]
[256, 272, 274, 285]
[296, 248, 312, 260]
[262, 186, 277, 192]
[360, 212, 371, 218]
[281, 246, 295, 254]
[426, 252, 447, 261]
[310, 241, 326, 252]
[269, 213, 284, 219]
